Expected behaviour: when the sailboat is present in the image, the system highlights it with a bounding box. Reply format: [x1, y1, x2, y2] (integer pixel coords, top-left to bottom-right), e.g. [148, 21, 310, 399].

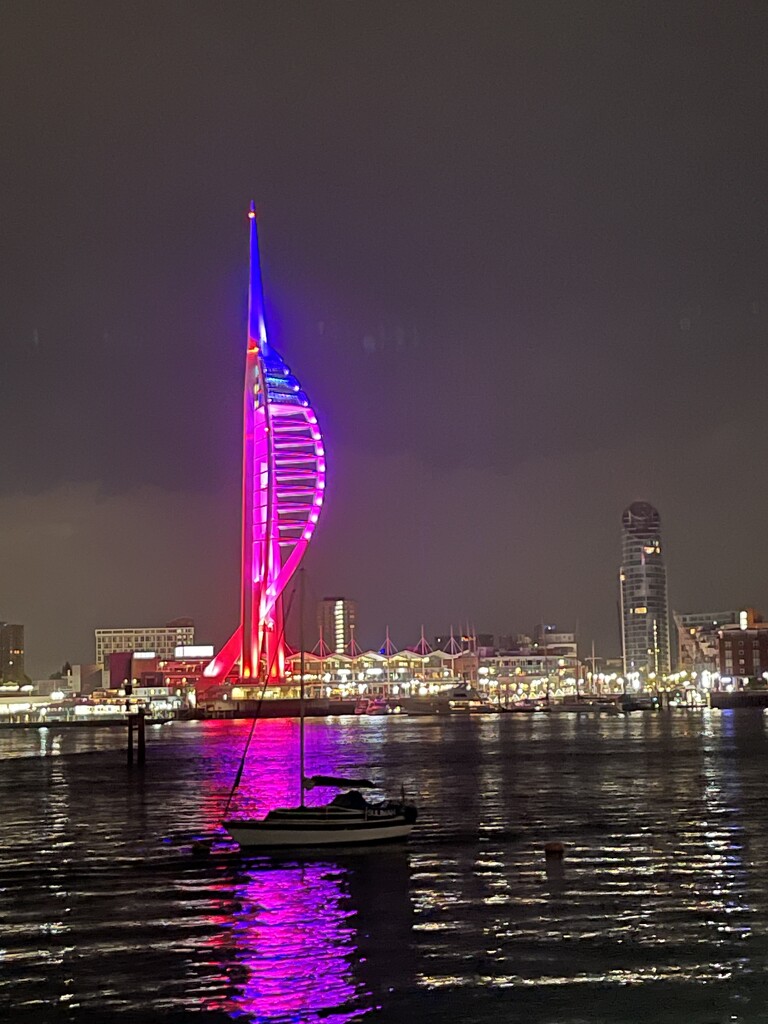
[223, 778, 418, 848]
[222, 572, 418, 849]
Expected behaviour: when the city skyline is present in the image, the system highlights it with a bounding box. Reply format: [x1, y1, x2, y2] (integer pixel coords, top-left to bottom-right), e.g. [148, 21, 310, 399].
[2, 4, 768, 676]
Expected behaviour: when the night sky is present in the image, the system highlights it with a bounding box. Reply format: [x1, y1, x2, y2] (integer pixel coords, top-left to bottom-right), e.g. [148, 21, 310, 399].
[2, 2, 767, 676]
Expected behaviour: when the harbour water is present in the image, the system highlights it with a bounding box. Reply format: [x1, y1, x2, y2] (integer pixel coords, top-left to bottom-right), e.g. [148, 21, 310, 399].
[3, 711, 768, 1023]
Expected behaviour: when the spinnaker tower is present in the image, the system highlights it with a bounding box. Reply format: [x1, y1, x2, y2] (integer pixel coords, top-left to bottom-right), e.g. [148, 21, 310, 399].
[204, 206, 325, 684]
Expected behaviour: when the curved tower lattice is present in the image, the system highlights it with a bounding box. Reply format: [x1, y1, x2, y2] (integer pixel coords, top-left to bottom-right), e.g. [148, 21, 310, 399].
[204, 206, 325, 684]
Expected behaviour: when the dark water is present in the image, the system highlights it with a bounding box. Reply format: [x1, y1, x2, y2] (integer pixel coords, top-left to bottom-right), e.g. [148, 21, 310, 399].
[2, 711, 768, 1023]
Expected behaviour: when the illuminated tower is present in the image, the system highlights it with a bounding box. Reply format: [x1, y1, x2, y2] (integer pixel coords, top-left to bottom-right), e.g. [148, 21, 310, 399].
[318, 597, 357, 656]
[205, 206, 326, 684]
[619, 501, 670, 677]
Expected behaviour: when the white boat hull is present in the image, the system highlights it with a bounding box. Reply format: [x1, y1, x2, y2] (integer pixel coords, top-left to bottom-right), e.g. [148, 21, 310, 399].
[223, 797, 418, 848]
[223, 818, 415, 847]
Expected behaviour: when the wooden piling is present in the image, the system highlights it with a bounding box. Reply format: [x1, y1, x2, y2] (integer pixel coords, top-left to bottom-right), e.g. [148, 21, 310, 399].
[137, 707, 146, 766]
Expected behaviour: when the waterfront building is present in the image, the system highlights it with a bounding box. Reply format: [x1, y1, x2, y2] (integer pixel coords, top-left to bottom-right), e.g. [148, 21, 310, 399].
[0, 622, 25, 682]
[27, 664, 102, 697]
[318, 597, 357, 655]
[474, 626, 583, 701]
[224, 646, 477, 702]
[95, 619, 194, 667]
[479, 650, 582, 702]
[498, 633, 533, 651]
[718, 609, 768, 681]
[204, 206, 325, 686]
[619, 502, 671, 677]
[70, 663, 103, 694]
[103, 649, 208, 705]
[533, 624, 578, 660]
[675, 610, 738, 673]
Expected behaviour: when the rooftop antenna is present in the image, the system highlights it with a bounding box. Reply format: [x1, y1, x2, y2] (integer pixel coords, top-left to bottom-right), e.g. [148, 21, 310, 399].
[414, 625, 432, 656]
[313, 624, 332, 658]
[445, 626, 461, 656]
[347, 622, 363, 658]
[380, 626, 397, 657]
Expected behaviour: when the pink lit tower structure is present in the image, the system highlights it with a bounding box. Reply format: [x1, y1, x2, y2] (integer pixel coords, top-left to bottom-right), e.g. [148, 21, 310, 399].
[204, 205, 326, 685]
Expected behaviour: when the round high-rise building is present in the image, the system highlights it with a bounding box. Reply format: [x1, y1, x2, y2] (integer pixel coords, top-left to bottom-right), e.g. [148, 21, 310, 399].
[619, 501, 671, 677]
[622, 501, 660, 536]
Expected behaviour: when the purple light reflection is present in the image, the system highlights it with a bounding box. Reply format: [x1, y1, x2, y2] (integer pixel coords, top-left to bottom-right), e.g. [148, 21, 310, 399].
[211, 859, 373, 1024]
[209, 719, 377, 818]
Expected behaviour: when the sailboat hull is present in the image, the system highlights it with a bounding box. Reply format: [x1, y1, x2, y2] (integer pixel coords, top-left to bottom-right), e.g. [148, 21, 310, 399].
[223, 803, 417, 848]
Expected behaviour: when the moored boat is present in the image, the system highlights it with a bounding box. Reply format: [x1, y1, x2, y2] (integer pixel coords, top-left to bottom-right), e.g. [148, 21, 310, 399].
[221, 571, 418, 849]
[398, 684, 497, 716]
[547, 697, 623, 715]
[223, 778, 417, 848]
[354, 696, 389, 715]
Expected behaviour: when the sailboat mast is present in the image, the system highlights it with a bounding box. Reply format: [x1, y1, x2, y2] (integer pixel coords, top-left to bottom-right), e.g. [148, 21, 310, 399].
[299, 569, 306, 808]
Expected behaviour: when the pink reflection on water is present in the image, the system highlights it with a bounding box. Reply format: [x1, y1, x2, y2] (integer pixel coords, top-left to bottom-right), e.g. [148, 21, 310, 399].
[203, 719, 375, 820]
[197, 721, 381, 1020]
[212, 859, 373, 1023]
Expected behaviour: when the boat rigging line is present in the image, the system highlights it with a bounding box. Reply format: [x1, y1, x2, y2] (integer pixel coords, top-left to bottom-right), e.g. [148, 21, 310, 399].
[222, 582, 298, 818]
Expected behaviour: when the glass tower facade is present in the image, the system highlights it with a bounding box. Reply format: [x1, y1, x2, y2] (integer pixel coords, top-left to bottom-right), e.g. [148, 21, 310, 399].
[619, 502, 671, 677]
[318, 598, 357, 655]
